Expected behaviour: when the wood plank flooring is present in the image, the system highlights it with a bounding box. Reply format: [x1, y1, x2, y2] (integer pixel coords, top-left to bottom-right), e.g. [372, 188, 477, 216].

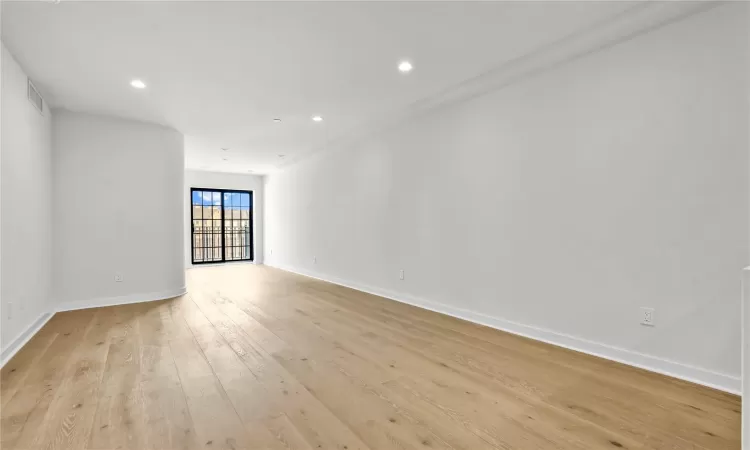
[1, 264, 741, 449]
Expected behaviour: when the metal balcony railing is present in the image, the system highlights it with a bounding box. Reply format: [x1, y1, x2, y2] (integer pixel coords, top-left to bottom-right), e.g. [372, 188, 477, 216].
[192, 226, 252, 262]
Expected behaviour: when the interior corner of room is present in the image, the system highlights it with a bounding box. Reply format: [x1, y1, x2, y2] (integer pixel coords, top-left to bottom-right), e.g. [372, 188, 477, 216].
[0, 1, 747, 449]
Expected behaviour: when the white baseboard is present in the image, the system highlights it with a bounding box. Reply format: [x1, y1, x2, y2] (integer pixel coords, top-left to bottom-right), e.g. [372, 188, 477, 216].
[0, 312, 54, 368]
[0, 287, 187, 368]
[268, 262, 741, 395]
[55, 286, 187, 312]
[742, 268, 750, 448]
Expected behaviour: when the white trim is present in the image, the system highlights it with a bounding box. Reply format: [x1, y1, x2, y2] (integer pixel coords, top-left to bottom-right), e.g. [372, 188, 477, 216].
[0, 287, 187, 368]
[742, 267, 749, 447]
[0, 312, 54, 367]
[55, 286, 187, 312]
[268, 262, 741, 395]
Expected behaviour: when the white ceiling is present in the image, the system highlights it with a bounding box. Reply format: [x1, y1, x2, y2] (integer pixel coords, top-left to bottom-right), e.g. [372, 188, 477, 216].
[2, 1, 635, 174]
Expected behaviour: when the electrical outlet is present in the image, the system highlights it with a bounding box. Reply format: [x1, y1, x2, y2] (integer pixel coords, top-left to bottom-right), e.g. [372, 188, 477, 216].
[399, 269, 404, 280]
[114, 273, 124, 282]
[640, 307, 655, 326]
[313, 256, 317, 264]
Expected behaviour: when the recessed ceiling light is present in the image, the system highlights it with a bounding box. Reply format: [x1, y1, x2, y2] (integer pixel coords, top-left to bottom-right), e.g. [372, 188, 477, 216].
[273, 118, 281, 123]
[398, 61, 413, 73]
[312, 116, 323, 122]
[130, 79, 146, 89]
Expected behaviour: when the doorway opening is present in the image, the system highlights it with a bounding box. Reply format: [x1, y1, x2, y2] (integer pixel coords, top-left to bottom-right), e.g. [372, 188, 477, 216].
[191, 188, 253, 264]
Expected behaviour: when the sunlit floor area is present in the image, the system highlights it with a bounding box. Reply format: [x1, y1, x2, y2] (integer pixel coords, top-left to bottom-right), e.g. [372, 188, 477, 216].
[0, 264, 741, 449]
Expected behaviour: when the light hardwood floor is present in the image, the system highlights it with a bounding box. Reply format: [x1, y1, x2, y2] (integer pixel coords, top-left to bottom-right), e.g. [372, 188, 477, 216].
[0, 264, 741, 449]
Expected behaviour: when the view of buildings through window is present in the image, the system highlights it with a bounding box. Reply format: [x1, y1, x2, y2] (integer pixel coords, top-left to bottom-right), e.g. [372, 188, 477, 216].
[191, 189, 253, 263]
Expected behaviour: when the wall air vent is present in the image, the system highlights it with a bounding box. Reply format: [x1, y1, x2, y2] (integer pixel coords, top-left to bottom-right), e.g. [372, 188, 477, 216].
[27, 78, 44, 114]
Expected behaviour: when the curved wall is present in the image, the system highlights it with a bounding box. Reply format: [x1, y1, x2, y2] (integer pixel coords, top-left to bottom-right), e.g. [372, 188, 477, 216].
[52, 110, 185, 309]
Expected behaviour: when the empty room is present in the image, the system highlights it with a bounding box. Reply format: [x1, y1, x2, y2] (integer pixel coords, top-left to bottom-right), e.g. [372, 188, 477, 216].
[1, 1, 748, 449]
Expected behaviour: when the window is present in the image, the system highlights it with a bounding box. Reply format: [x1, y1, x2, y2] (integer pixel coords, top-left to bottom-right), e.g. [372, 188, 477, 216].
[191, 188, 253, 264]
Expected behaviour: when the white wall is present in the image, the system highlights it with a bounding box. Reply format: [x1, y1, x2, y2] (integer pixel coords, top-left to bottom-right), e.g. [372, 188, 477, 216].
[0, 43, 53, 355]
[184, 170, 263, 267]
[52, 110, 186, 310]
[265, 5, 748, 392]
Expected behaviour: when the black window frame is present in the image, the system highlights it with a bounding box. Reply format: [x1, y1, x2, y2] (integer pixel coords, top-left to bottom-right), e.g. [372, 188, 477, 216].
[190, 187, 254, 265]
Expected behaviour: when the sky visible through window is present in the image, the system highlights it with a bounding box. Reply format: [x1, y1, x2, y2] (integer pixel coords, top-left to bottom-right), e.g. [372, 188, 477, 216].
[192, 191, 251, 209]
